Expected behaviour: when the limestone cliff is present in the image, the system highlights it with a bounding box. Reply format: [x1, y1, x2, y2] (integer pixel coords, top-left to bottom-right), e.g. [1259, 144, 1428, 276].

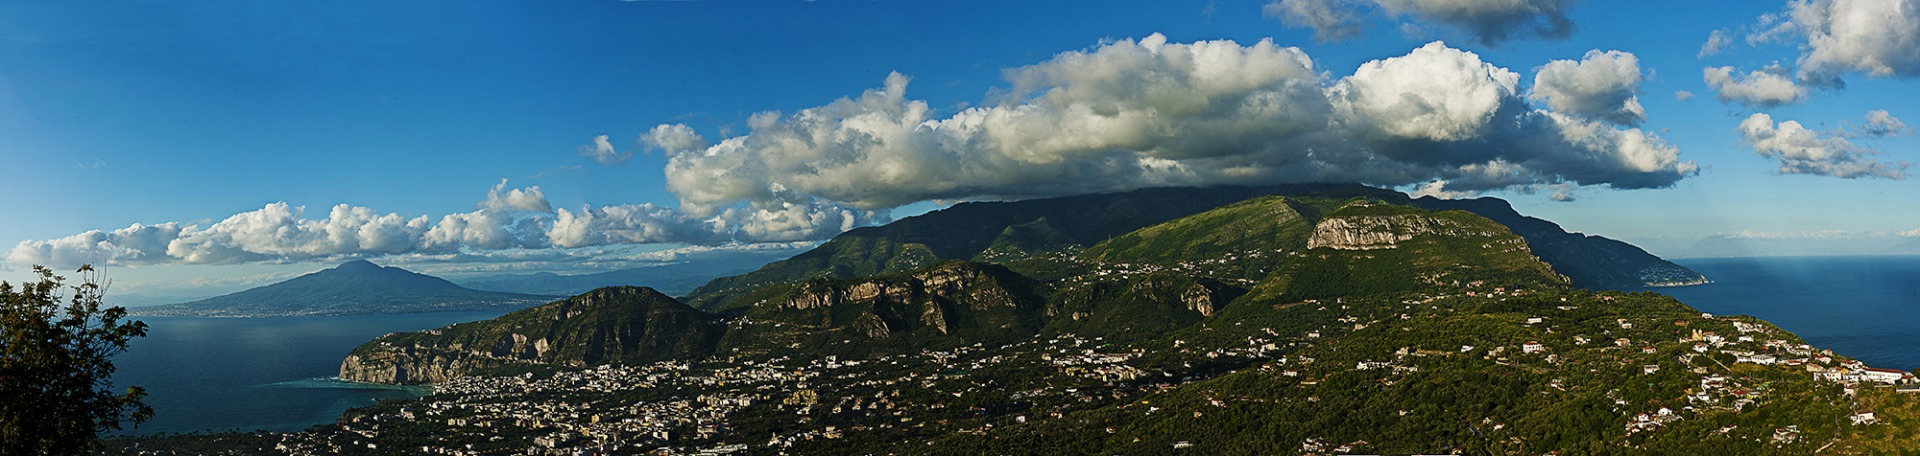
[1307, 211, 1502, 250]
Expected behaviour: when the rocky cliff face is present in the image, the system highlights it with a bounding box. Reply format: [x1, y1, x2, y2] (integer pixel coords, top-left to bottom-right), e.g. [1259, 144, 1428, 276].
[340, 343, 494, 385]
[340, 287, 721, 385]
[714, 262, 1046, 356]
[1307, 213, 1498, 250]
[774, 262, 1034, 337]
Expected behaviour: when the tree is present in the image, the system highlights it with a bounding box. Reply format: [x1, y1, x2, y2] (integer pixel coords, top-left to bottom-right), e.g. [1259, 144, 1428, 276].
[1, 265, 151, 455]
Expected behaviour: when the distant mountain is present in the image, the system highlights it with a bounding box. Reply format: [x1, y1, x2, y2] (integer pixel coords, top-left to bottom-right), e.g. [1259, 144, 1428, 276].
[1678, 235, 1914, 258]
[456, 249, 795, 297]
[1889, 238, 1920, 255]
[132, 260, 554, 317]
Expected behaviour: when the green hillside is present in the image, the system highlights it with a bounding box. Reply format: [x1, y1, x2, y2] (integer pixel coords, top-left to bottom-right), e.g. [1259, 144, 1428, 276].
[681, 184, 1398, 310]
[339, 286, 722, 384]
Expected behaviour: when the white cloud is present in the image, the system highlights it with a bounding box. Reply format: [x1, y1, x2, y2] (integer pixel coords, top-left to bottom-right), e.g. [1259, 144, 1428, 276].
[1862, 109, 1911, 137]
[548, 203, 718, 248]
[641, 124, 709, 154]
[422, 179, 556, 251]
[7, 176, 890, 269]
[580, 134, 631, 165]
[1528, 49, 1646, 126]
[1738, 112, 1908, 179]
[1405, 179, 1475, 199]
[7, 223, 184, 268]
[1334, 41, 1519, 141]
[1702, 65, 1807, 108]
[714, 198, 887, 243]
[1263, 0, 1577, 46]
[1675, 90, 1696, 101]
[1699, 29, 1734, 58]
[159, 204, 434, 264]
[1542, 182, 1578, 202]
[657, 36, 1696, 217]
[1787, 0, 1920, 82]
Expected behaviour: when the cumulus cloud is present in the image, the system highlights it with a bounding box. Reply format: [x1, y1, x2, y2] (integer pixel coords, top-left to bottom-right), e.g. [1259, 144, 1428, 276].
[422, 179, 555, 251]
[549, 203, 713, 249]
[580, 135, 631, 165]
[6, 223, 185, 269]
[1787, 0, 1920, 82]
[1405, 179, 1474, 199]
[656, 36, 1696, 220]
[8, 179, 875, 268]
[1334, 41, 1521, 142]
[1529, 50, 1646, 126]
[1862, 109, 1911, 137]
[1699, 29, 1734, 58]
[1267, 0, 1577, 46]
[167, 203, 434, 264]
[1542, 182, 1578, 202]
[1675, 90, 1696, 101]
[1738, 112, 1908, 179]
[1703, 65, 1807, 108]
[642, 124, 709, 154]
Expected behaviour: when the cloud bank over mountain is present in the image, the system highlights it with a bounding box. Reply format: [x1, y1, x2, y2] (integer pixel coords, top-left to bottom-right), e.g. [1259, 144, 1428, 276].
[10, 35, 1697, 269]
[658, 36, 1694, 215]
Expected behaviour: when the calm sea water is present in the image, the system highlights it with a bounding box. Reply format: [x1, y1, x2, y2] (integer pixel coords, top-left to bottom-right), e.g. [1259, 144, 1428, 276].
[109, 310, 511, 436]
[1653, 255, 1920, 371]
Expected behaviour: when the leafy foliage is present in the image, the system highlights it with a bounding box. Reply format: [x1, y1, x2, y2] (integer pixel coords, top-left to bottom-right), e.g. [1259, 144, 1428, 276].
[1, 266, 150, 455]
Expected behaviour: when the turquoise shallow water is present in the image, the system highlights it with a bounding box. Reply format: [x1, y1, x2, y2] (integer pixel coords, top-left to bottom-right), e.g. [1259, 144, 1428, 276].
[109, 310, 508, 436]
[1649, 255, 1920, 371]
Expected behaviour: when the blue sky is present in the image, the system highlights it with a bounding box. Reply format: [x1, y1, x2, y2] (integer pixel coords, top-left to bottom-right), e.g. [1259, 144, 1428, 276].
[1, 0, 1914, 298]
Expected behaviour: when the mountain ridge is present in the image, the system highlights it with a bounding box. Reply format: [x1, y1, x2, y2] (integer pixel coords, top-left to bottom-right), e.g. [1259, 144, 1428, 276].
[684, 185, 1702, 311]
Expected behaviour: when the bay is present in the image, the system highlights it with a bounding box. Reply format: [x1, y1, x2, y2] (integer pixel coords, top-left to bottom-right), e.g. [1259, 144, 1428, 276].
[108, 310, 512, 436]
[1653, 255, 1920, 371]
[104, 255, 1920, 436]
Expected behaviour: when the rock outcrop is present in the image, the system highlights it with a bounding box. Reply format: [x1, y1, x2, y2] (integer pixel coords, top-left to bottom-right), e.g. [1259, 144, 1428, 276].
[1307, 213, 1497, 250]
[772, 262, 1037, 337]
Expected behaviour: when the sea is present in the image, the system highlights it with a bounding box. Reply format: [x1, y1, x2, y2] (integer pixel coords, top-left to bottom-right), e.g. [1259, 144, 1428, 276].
[1647, 255, 1920, 372]
[109, 310, 513, 436]
[105, 255, 1920, 436]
